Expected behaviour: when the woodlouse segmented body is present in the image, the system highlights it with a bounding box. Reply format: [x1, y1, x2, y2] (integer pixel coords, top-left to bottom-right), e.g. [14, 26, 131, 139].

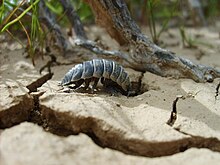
[61, 59, 130, 94]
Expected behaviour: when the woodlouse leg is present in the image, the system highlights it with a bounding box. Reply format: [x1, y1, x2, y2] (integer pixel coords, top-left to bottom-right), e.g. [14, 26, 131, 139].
[102, 78, 122, 96]
[101, 77, 105, 84]
[101, 78, 111, 88]
[91, 78, 99, 93]
[127, 91, 136, 97]
[84, 78, 92, 89]
[73, 79, 84, 89]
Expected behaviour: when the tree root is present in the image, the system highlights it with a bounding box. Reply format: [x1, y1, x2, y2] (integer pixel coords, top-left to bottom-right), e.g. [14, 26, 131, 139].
[216, 82, 220, 100]
[167, 91, 201, 127]
[38, 1, 68, 53]
[70, 37, 220, 82]
[167, 95, 184, 126]
[39, 0, 220, 83]
[59, 0, 87, 39]
[82, 0, 220, 82]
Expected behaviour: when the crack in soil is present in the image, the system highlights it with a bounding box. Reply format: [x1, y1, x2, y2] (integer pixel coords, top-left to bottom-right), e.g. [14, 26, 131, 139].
[38, 104, 220, 157]
[27, 92, 47, 127]
[173, 128, 220, 152]
[1, 73, 220, 158]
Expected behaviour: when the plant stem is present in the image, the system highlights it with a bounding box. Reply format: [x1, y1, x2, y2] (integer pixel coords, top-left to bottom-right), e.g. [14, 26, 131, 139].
[0, 0, 40, 33]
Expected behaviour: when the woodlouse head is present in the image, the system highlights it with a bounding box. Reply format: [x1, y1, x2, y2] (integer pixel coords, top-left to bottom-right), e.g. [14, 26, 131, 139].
[61, 64, 83, 85]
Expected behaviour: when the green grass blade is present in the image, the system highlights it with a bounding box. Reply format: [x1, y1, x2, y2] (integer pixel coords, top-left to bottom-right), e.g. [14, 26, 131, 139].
[0, 0, 40, 33]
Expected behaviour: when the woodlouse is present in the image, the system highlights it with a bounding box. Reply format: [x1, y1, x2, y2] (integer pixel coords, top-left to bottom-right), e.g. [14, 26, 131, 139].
[61, 59, 131, 95]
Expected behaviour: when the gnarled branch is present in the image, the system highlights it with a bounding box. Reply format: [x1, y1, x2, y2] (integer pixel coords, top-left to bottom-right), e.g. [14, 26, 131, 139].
[82, 0, 220, 82]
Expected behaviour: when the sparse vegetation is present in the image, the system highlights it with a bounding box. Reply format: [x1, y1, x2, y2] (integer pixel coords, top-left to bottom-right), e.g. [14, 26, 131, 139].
[0, 0, 220, 74]
[0, 0, 219, 57]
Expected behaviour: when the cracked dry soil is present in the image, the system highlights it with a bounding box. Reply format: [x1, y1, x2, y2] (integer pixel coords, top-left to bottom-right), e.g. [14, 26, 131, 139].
[1, 27, 220, 164]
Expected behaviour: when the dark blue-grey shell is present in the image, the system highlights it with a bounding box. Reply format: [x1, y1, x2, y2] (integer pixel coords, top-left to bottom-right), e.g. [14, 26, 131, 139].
[81, 61, 94, 78]
[61, 64, 84, 85]
[61, 59, 130, 92]
[92, 59, 104, 78]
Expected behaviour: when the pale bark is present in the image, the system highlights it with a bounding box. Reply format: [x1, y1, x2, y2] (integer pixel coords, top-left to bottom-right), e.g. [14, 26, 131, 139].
[38, 0, 68, 52]
[41, 0, 220, 82]
[81, 0, 220, 82]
